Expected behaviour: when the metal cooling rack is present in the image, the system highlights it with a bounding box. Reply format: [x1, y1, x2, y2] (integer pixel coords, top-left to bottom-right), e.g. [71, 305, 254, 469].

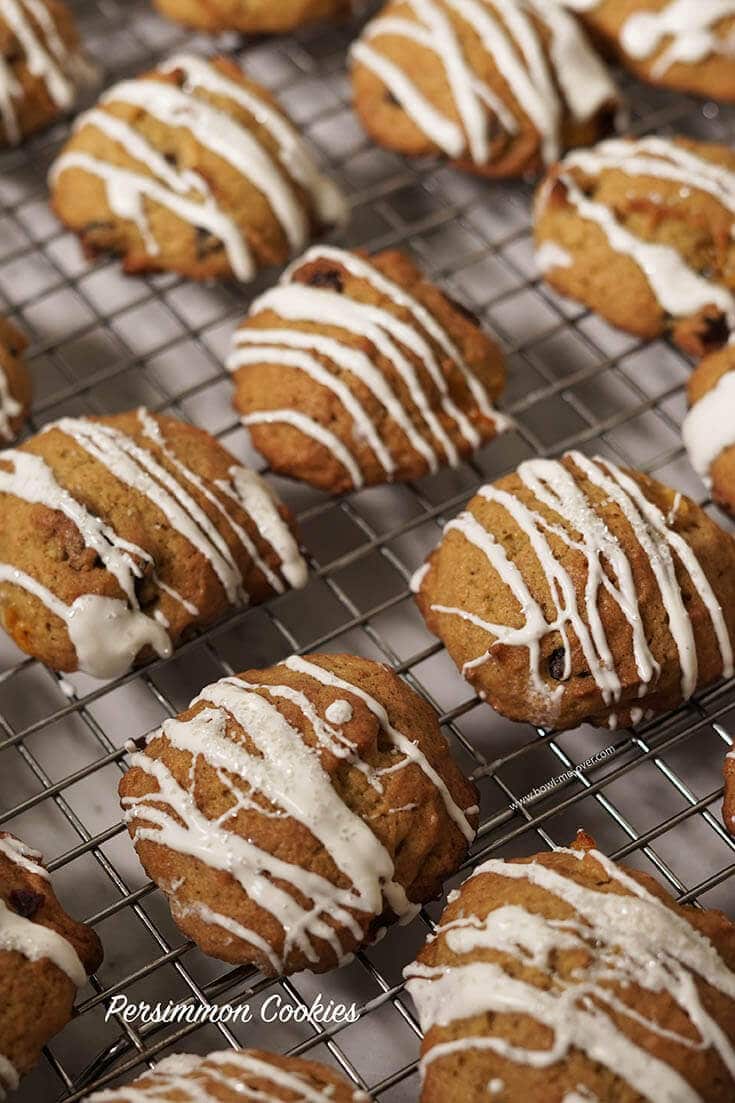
[1, 2, 735, 1099]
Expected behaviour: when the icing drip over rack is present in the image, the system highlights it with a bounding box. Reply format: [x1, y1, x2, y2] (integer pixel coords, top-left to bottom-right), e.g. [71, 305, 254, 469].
[0, 2, 733, 1098]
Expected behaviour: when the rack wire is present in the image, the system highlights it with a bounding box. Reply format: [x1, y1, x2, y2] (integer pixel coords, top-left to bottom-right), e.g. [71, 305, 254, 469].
[1, 1, 734, 1099]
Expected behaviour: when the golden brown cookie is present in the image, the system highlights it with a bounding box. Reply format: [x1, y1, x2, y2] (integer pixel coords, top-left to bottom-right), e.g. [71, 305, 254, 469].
[413, 450, 735, 732]
[0, 832, 102, 1098]
[84, 1049, 371, 1102]
[0, 0, 95, 147]
[405, 830, 735, 1103]
[49, 54, 346, 283]
[0, 318, 31, 443]
[0, 409, 307, 679]
[683, 344, 735, 518]
[350, 0, 620, 179]
[119, 652, 479, 975]
[153, 0, 352, 33]
[535, 136, 735, 357]
[725, 750, 735, 836]
[559, 0, 735, 101]
[228, 246, 508, 493]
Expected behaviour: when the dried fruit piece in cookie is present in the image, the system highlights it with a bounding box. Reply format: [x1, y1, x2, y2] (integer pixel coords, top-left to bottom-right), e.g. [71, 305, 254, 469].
[228, 246, 509, 493]
[49, 54, 346, 282]
[0, 0, 95, 147]
[684, 343, 735, 518]
[0, 832, 102, 1098]
[153, 0, 352, 33]
[119, 653, 478, 975]
[83, 1049, 371, 1101]
[559, 0, 735, 102]
[413, 451, 735, 731]
[405, 830, 735, 1103]
[0, 318, 31, 443]
[535, 136, 735, 356]
[0, 409, 307, 678]
[350, 0, 620, 179]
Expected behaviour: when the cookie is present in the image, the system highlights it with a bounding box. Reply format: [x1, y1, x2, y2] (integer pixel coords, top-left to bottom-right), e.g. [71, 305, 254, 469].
[119, 652, 479, 975]
[535, 136, 735, 357]
[0, 832, 102, 1098]
[49, 54, 346, 282]
[350, 0, 620, 178]
[0, 409, 307, 679]
[559, 0, 735, 101]
[413, 450, 735, 732]
[228, 246, 509, 493]
[726, 750, 735, 836]
[153, 0, 352, 33]
[0, 0, 95, 147]
[84, 1049, 371, 1102]
[405, 830, 735, 1103]
[0, 318, 31, 443]
[684, 344, 735, 518]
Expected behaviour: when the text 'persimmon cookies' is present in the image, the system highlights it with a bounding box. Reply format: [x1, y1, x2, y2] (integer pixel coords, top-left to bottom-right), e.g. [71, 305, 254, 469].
[535, 136, 735, 357]
[350, 0, 620, 179]
[153, 0, 352, 34]
[558, 0, 735, 102]
[0, 410, 307, 679]
[49, 54, 346, 283]
[83, 1049, 372, 1102]
[119, 653, 479, 975]
[0, 832, 102, 1100]
[0, 317, 30, 444]
[684, 343, 735, 519]
[0, 0, 95, 147]
[404, 832, 735, 1102]
[228, 246, 508, 493]
[412, 451, 735, 731]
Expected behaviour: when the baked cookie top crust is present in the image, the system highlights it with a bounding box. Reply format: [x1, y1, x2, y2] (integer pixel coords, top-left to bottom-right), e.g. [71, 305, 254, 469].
[152, 0, 353, 34]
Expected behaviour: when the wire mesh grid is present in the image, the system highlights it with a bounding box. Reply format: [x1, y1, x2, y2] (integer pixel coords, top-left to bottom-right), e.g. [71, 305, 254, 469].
[1, 1, 735, 1099]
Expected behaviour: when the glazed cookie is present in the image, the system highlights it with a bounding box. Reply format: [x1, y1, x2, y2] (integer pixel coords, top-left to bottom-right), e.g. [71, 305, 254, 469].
[725, 750, 735, 836]
[0, 409, 307, 679]
[350, 0, 620, 178]
[119, 653, 478, 975]
[153, 0, 352, 33]
[535, 136, 735, 356]
[412, 450, 735, 731]
[0, 832, 103, 1099]
[559, 0, 735, 102]
[84, 1049, 371, 1102]
[228, 246, 508, 493]
[0, 0, 95, 147]
[0, 318, 31, 443]
[405, 831, 735, 1103]
[683, 344, 735, 518]
[49, 54, 346, 282]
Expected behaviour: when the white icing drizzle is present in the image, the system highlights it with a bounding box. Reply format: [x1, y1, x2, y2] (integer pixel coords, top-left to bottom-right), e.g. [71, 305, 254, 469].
[0, 366, 21, 443]
[49, 54, 344, 281]
[284, 655, 476, 841]
[325, 698, 354, 725]
[424, 451, 733, 711]
[87, 1049, 370, 1102]
[0, 898, 87, 987]
[540, 165, 735, 329]
[619, 0, 735, 78]
[351, 0, 616, 167]
[535, 241, 572, 273]
[231, 246, 508, 487]
[683, 369, 735, 485]
[405, 847, 735, 1101]
[0, 412, 305, 678]
[0, 835, 47, 879]
[122, 671, 422, 971]
[0, 0, 90, 145]
[0, 1054, 18, 1101]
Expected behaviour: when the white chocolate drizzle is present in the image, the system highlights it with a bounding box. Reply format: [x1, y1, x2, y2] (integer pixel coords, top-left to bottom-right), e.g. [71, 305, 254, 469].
[49, 54, 344, 281]
[0, 366, 21, 443]
[87, 1050, 371, 1102]
[620, 0, 735, 78]
[0, 835, 47, 879]
[229, 246, 508, 488]
[405, 847, 735, 1100]
[351, 0, 617, 167]
[421, 451, 732, 711]
[683, 368, 735, 486]
[0, 1054, 18, 1101]
[0, 411, 305, 678]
